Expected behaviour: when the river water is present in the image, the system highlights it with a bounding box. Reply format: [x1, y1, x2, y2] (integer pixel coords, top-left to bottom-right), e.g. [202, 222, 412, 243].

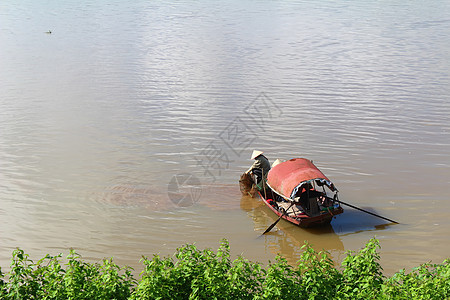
[1, 0, 450, 275]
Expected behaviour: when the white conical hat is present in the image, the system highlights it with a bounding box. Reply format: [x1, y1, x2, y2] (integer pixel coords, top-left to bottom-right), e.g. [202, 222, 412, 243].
[271, 158, 283, 167]
[251, 150, 263, 159]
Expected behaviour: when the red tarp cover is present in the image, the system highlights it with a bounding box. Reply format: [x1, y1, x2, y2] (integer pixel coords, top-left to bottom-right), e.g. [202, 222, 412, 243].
[267, 158, 334, 199]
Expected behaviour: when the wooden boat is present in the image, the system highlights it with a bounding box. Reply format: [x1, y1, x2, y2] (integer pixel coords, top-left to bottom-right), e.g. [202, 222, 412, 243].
[255, 158, 343, 228]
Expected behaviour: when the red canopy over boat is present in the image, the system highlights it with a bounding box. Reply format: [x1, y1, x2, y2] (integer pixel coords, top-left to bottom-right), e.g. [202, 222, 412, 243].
[266, 158, 337, 200]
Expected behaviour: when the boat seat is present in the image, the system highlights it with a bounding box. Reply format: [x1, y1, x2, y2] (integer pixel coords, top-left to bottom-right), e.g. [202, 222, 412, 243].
[278, 202, 304, 217]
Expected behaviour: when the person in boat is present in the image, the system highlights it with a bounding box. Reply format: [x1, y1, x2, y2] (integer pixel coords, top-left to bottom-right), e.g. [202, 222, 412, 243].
[296, 182, 327, 211]
[245, 150, 271, 184]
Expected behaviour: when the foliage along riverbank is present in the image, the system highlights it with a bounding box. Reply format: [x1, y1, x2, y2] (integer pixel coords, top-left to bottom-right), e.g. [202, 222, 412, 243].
[0, 238, 449, 299]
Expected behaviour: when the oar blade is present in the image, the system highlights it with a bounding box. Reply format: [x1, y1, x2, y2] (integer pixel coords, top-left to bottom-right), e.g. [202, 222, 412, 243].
[262, 216, 282, 235]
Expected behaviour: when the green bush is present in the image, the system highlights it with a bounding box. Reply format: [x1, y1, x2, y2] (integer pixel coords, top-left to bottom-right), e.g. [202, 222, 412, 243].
[0, 239, 449, 299]
[132, 241, 265, 300]
[1, 248, 135, 299]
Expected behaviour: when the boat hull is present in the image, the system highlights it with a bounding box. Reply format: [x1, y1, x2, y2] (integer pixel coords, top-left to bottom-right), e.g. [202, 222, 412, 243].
[257, 190, 343, 228]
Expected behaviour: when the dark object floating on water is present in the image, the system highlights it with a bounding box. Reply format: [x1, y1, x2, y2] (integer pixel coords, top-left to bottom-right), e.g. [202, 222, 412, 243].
[243, 158, 344, 230]
[45, 30, 52, 34]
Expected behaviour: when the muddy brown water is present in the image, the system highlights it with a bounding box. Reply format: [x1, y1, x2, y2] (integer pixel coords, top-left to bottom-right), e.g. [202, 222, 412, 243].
[1, 0, 450, 275]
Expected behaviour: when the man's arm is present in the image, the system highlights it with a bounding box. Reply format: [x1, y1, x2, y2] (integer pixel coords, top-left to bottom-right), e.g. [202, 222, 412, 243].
[245, 159, 261, 173]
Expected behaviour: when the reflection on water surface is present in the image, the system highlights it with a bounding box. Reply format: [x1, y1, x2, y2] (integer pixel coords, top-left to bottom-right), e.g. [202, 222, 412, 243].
[1, 0, 450, 275]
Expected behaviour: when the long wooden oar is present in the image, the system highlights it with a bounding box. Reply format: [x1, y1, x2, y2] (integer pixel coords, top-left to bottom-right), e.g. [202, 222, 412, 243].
[333, 198, 399, 224]
[262, 202, 295, 234]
